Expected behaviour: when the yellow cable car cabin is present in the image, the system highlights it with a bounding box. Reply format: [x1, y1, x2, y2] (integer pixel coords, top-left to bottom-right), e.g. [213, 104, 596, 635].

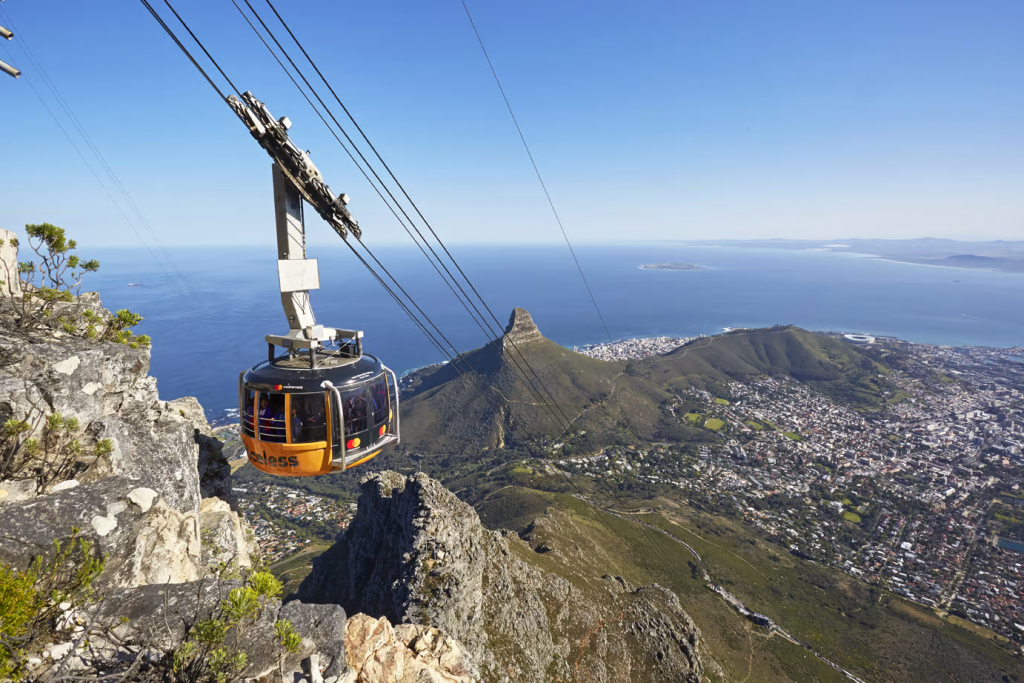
[239, 343, 399, 477]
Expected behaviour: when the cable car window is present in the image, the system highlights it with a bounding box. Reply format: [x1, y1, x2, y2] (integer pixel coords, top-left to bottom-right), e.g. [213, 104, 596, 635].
[388, 373, 398, 420]
[242, 388, 256, 437]
[290, 393, 327, 444]
[370, 376, 388, 426]
[257, 392, 287, 443]
[340, 387, 368, 435]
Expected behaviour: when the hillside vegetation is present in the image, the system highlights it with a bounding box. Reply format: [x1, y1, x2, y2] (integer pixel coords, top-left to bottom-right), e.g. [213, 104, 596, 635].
[475, 485, 1024, 683]
[398, 320, 891, 458]
[636, 326, 890, 409]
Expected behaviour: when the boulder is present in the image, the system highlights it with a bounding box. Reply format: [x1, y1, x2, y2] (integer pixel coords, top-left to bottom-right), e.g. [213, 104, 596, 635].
[0, 477, 36, 505]
[199, 497, 254, 574]
[345, 613, 478, 683]
[92, 580, 347, 680]
[279, 601, 348, 679]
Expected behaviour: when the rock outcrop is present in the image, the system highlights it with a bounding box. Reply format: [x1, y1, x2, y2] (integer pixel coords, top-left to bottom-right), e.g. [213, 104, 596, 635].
[0, 330, 201, 513]
[0, 476, 201, 587]
[86, 579, 348, 681]
[344, 614, 478, 682]
[299, 471, 707, 682]
[0, 271, 247, 588]
[0, 229, 21, 297]
[501, 307, 543, 350]
[199, 496, 256, 572]
[26, 575, 477, 683]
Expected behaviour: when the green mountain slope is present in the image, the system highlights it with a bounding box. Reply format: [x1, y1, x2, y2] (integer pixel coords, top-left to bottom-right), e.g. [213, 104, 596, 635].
[399, 309, 626, 454]
[475, 486, 1024, 683]
[399, 316, 891, 457]
[636, 326, 891, 408]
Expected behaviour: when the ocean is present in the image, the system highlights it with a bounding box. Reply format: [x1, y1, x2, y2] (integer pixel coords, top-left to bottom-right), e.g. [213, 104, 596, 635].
[87, 243, 1024, 422]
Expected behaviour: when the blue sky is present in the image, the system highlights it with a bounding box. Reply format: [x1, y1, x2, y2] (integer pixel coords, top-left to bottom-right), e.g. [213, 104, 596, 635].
[1, 0, 1022, 247]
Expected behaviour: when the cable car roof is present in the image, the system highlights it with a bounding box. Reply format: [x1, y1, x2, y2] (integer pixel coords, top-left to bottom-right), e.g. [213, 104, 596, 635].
[244, 353, 386, 393]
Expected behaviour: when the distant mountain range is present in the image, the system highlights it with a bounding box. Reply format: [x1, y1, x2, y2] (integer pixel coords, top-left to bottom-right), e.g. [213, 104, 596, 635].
[667, 238, 1024, 273]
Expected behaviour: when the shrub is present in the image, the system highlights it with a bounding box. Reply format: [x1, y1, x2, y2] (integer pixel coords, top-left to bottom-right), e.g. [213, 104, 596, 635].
[0, 403, 112, 491]
[0, 224, 148, 346]
[0, 530, 105, 680]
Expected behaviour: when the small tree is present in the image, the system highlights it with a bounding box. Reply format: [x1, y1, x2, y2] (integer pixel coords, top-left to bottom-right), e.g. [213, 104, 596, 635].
[273, 619, 303, 680]
[168, 571, 294, 683]
[0, 223, 98, 330]
[0, 223, 149, 347]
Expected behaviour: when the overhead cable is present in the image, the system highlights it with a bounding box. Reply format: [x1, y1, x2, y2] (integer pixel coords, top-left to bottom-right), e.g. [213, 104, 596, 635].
[1, 4, 209, 313]
[141, 1, 669, 563]
[246, 6, 670, 563]
[460, 0, 613, 343]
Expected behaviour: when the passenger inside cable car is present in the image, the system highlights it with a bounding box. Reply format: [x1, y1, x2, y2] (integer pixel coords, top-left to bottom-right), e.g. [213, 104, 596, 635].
[258, 393, 287, 443]
[239, 364, 398, 476]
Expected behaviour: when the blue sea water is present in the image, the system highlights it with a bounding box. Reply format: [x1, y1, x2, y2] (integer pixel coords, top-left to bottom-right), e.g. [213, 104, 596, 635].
[87, 244, 1024, 422]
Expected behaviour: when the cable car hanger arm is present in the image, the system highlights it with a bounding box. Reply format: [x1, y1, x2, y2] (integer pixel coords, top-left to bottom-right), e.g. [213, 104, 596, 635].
[226, 90, 365, 359]
[226, 90, 360, 241]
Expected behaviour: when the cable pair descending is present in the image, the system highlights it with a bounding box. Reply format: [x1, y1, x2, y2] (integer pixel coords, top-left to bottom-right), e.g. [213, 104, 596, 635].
[141, 0, 676, 567]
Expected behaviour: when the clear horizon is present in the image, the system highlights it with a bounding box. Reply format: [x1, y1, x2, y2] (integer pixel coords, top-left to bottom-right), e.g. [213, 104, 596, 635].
[2, 1, 1023, 248]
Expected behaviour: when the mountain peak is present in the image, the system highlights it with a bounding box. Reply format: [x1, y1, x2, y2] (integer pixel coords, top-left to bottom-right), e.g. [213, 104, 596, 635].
[503, 307, 543, 349]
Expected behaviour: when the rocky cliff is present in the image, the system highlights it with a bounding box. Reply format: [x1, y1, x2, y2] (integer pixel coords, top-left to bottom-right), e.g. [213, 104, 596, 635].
[0, 247, 480, 681]
[0, 240, 706, 681]
[299, 471, 708, 682]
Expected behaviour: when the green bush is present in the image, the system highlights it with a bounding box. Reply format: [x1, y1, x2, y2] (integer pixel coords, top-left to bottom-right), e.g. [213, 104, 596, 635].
[170, 570, 298, 683]
[0, 224, 148, 347]
[0, 530, 105, 680]
[0, 406, 113, 490]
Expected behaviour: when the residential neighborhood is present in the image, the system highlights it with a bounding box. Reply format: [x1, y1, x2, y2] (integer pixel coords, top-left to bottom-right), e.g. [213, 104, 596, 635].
[235, 483, 356, 563]
[557, 336, 1024, 644]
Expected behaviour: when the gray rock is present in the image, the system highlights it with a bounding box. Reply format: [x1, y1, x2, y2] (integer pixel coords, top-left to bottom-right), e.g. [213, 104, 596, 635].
[0, 476, 200, 588]
[298, 472, 708, 682]
[199, 497, 254, 573]
[167, 396, 233, 502]
[298, 472, 553, 681]
[302, 654, 324, 683]
[0, 329, 202, 513]
[279, 601, 346, 678]
[94, 579, 335, 680]
[0, 477, 37, 505]
[501, 307, 543, 351]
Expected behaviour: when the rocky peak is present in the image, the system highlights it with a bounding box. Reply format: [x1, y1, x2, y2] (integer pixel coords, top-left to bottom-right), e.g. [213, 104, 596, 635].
[502, 307, 543, 350]
[299, 471, 708, 682]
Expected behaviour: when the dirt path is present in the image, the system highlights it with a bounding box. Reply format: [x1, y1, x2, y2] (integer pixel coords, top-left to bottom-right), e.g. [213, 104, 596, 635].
[664, 518, 771, 581]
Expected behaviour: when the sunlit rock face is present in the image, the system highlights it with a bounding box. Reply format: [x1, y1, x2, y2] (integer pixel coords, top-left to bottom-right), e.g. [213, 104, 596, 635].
[298, 471, 708, 683]
[502, 307, 543, 350]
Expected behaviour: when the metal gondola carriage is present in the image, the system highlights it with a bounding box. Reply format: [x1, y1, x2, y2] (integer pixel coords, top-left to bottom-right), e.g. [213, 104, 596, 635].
[226, 91, 401, 476]
[239, 335, 399, 477]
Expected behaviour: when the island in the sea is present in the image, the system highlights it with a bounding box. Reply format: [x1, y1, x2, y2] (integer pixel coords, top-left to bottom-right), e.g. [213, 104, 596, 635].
[640, 263, 707, 271]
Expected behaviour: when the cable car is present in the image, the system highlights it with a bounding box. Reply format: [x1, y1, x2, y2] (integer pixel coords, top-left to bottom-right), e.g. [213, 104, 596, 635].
[226, 92, 401, 477]
[239, 332, 399, 477]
